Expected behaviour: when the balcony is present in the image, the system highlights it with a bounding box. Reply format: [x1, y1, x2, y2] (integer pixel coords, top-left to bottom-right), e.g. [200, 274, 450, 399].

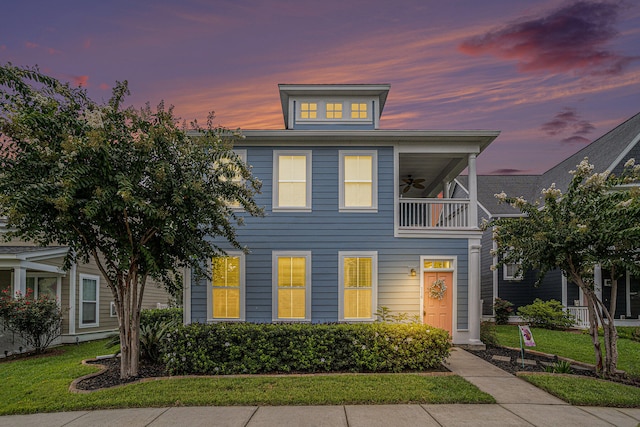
[398, 198, 471, 230]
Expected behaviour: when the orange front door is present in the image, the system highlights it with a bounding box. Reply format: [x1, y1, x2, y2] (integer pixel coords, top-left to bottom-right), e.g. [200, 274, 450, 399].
[423, 271, 453, 335]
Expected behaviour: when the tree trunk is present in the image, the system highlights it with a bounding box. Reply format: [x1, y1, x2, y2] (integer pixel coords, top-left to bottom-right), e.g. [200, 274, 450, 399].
[117, 275, 142, 379]
[585, 292, 604, 373]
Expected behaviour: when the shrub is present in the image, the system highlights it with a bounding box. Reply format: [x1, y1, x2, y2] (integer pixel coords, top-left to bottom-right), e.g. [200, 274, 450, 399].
[140, 307, 183, 327]
[517, 299, 575, 330]
[0, 289, 64, 353]
[493, 298, 514, 325]
[544, 360, 573, 374]
[164, 322, 450, 375]
[480, 321, 499, 347]
[375, 306, 420, 323]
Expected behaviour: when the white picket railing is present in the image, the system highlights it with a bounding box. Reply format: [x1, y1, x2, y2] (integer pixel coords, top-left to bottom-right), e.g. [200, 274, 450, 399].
[398, 198, 470, 229]
[568, 306, 590, 329]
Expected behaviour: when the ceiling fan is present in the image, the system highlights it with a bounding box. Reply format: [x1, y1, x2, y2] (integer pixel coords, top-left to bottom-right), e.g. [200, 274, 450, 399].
[401, 175, 425, 193]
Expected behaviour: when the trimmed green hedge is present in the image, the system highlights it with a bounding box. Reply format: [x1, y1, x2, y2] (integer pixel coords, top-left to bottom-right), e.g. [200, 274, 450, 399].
[164, 322, 450, 375]
[141, 308, 183, 326]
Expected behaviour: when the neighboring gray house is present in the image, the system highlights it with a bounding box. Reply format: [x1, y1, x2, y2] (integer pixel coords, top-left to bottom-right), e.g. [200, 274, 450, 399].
[183, 84, 500, 347]
[455, 112, 640, 326]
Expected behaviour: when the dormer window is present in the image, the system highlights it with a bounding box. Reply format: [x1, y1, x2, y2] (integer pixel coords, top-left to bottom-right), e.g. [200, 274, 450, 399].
[300, 102, 317, 119]
[351, 103, 368, 119]
[326, 103, 343, 119]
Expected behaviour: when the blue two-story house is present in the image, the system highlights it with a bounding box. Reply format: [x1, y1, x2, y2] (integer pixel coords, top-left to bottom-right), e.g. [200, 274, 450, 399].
[184, 84, 500, 347]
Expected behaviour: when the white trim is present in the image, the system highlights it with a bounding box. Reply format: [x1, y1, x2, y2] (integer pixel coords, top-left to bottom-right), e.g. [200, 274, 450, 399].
[503, 262, 523, 281]
[208, 252, 246, 322]
[272, 150, 312, 212]
[338, 251, 378, 322]
[79, 273, 99, 328]
[272, 251, 312, 322]
[110, 301, 117, 317]
[68, 262, 77, 334]
[606, 131, 640, 173]
[339, 150, 378, 212]
[453, 178, 492, 218]
[183, 266, 192, 325]
[626, 271, 632, 318]
[25, 273, 62, 302]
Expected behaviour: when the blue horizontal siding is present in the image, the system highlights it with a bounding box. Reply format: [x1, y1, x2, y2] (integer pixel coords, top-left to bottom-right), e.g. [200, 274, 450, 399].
[191, 145, 472, 328]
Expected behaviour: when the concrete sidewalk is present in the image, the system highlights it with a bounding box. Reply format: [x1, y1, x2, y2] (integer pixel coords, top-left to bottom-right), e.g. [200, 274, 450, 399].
[1, 348, 639, 427]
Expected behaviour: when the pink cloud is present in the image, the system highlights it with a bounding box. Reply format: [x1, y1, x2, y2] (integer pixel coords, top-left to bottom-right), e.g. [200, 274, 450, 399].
[25, 41, 39, 49]
[99, 83, 110, 90]
[72, 75, 89, 87]
[0, 45, 6, 51]
[459, 1, 637, 76]
[83, 38, 92, 49]
[47, 47, 62, 55]
[541, 108, 595, 144]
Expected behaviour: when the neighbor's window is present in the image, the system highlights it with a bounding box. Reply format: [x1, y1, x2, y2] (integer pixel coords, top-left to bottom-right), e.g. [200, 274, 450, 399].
[339, 252, 377, 321]
[351, 103, 368, 119]
[211, 254, 244, 319]
[26, 275, 59, 300]
[326, 102, 343, 119]
[503, 262, 523, 281]
[220, 150, 246, 209]
[339, 151, 377, 211]
[273, 151, 312, 211]
[300, 102, 317, 119]
[273, 252, 311, 321]
[79, 274, 99, 328]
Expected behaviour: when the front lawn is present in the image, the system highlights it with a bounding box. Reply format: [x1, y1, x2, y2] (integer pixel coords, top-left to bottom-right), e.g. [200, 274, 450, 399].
[0, 340, 494, 415]
[494, 325, 640, 376]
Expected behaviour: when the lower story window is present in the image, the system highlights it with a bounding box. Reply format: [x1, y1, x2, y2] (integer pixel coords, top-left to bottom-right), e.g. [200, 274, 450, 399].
[211, 254, 244, 319]
[339, 252, 377, 321]
[273, 252, 311, 321]
[79, 274, 99, 327]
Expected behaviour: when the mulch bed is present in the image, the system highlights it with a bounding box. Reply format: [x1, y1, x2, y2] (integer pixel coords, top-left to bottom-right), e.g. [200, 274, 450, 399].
[72, 346, 640, 391]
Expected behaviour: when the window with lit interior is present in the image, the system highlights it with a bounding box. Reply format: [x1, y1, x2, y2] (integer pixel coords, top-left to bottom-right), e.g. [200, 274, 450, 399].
[273, 252, 311, 321]
[350, 103, 368, 119]
[326, 102, 343, 119]
[300, 102, 317, 119]
[339, 252, 377, 321]
[273, 151, 312, 211]
[211, 254, 244, 319]
[339, 151, 377, 211]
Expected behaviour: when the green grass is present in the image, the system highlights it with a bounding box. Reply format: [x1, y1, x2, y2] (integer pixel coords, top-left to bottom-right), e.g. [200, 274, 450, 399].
[519, 374, 640, 407]
[0, 340, 493, 415]
[494, 325, 640, 376]
[494, 325, 640, 407]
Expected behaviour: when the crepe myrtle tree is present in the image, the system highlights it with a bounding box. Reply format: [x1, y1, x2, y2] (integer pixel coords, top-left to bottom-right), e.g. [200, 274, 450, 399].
[487, 158, 640, 377]
[0, 64, 263, 378]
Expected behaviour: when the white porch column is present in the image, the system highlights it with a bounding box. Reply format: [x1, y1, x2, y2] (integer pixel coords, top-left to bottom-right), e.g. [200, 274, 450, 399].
[442, 181, 451, 198]
[626, 271, 631, 318]
[68, 263, 77, 335]
[13, 266, 27, 297]
[468, 241, 482, 345]
[594, 264, 602, 301]
[561, 274, 568, 307]
[467, 153, 478, 228]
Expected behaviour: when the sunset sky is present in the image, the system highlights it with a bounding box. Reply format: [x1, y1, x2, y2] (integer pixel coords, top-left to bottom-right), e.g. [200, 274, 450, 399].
[2, 0, 639, 174]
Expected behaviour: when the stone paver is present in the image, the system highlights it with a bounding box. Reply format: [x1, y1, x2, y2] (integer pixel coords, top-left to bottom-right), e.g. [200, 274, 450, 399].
[247, 406, 348, 427]
[580, 407, 640, 427]
[345, 404, 439, 427]
[0, 411, 89, 427]
[149, 406, 258, 427]
[422, 404, 532, 427]
[501, 404, 614, 427]
[64, 407, 168, 427]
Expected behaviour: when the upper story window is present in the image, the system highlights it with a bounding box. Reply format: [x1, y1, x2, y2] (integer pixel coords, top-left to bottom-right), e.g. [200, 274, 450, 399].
[326, 103, 343, 119]
[339, 150, 377, 212]
[351, 103, 368, 119]
[300, 102, 317, 119]
[273, 150, 312, 212]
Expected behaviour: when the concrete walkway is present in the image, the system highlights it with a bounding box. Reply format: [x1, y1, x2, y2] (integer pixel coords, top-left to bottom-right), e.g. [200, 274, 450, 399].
[2, 348, 639, 427]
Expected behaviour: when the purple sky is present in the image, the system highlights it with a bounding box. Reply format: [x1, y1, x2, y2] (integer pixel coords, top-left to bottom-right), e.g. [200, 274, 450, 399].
[2, 0, 639, 174]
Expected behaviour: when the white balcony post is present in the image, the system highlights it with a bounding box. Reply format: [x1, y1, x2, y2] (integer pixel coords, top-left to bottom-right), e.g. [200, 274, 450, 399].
[13, 266, 27, 297]
[468, 153, 478, 228]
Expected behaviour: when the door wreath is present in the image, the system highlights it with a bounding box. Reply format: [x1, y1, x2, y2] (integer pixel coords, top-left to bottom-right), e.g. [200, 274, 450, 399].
[429, 279, 447, 300]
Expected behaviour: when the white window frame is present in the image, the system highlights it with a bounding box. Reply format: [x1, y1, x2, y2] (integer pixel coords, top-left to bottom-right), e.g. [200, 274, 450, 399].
[110, 301, 117, 317]
[339, 150, 378, 212]
[208, 252, 246, 321]
[503, 262, 523, 281]
[273, 150, 312, 212]
[338, 251, 378, 322]
[272, 251, 312, 322]
[26, 273, 62, 302]
[79, 273, 99, 328]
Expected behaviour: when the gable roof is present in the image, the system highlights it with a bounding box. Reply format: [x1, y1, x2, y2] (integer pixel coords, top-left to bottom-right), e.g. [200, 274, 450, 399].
[471, 112, 640, 217]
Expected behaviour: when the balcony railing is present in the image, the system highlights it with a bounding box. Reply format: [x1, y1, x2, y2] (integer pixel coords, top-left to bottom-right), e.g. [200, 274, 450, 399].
[567, 306, 590, 329]
[398, 198, 470, 229]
